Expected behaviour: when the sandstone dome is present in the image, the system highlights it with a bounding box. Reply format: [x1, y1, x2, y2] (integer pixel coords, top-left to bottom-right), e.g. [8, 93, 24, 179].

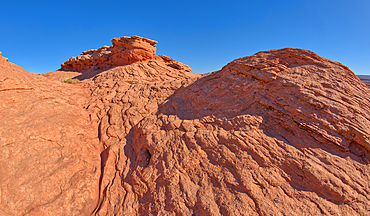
[0, 37, 369, 215]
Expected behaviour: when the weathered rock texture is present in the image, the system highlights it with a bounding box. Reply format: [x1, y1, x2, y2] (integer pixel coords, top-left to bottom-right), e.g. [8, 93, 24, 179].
[0, 41, 198, 216]
[0, 55, 101, 215]
[89, 48, 370, 215]
[61, 36, 159, 71]
[84, 56, 200, 215]
[1, 40, 370, 216]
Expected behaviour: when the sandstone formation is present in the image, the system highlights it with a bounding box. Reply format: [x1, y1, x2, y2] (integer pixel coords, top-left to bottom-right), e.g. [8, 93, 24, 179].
[61, 36, 159, 71]
[0, 55, 101, 215]
[0, 51, 8, 62]
[89, 48, 370, 215]
[59, 36, 191, 81]
[1, 37, 370, 216]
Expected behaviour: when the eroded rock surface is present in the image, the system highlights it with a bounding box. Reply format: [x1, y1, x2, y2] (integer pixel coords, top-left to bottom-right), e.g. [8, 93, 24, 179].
[61, 36, 159, 71]
[88, 48, 370, 215]
[84, 57, 200, 215]
[1, 41, 370, 216]
[0, 56, 100, 215]
[0, 40, 198, 216]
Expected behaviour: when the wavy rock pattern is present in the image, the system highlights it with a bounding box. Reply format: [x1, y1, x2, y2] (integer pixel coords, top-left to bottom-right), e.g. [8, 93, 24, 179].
[89, 48, 370, 215]
[1, 41, 370, 216]
[61, 36, 158, 71]
[0, 54, 100, 215]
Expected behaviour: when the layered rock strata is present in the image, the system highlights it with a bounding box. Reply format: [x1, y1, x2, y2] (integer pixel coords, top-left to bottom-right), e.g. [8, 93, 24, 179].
[61, 36, 158, 71]
[0, 54, 100, 215]
[90, 48, 370, 215]
[1, 39, 370, 216]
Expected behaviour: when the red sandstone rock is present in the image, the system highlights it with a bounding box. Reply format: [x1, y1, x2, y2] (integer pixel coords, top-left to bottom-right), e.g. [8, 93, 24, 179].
[0, 51, 8, 62]
[59, 36, 192, 81]
[90, 48, 370, 215]
[0, 41, 198, 215]
[1, 38, 370, 216]
[0, 56, 101, 215]
[61, 36, 158, 71]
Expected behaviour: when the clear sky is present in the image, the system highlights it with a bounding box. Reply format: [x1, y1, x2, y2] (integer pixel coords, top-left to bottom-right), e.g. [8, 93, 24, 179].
[1, 0, 369, 75]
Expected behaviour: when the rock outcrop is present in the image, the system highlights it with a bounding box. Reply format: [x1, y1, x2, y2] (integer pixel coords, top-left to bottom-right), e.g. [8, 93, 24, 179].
[90, 48, 370, 215]
[83, 56, 200, 215]
[0, 38, 198, 216]
[1, 38, 370, 216]
[61, 36, 158, 71]
[0, 51, 8, 61]
[0, 54, 101, 215]
[59, 36, 192, 81]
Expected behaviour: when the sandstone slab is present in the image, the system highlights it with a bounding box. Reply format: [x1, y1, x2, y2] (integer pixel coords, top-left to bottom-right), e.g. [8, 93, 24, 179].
[0, 57, 101, 215]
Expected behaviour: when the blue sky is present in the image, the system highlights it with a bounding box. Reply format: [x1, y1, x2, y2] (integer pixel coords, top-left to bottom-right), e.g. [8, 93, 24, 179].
[1, 0, 369, 75]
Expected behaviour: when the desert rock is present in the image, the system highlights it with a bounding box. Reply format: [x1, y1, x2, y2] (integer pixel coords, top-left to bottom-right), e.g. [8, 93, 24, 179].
[0, 56, 101, 215]
[0, 51, 8, 62]
[0, 39, 199, 215]
[89, 48, 370, 215]
[1, 38, 370, 216]
[61, 36, 158, 71]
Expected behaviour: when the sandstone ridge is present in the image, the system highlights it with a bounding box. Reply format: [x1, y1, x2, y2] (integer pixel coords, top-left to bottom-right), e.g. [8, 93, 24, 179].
[60, 36, 191, 73]
[61, 36, 157, 71]
[1, 38, 370, 216]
